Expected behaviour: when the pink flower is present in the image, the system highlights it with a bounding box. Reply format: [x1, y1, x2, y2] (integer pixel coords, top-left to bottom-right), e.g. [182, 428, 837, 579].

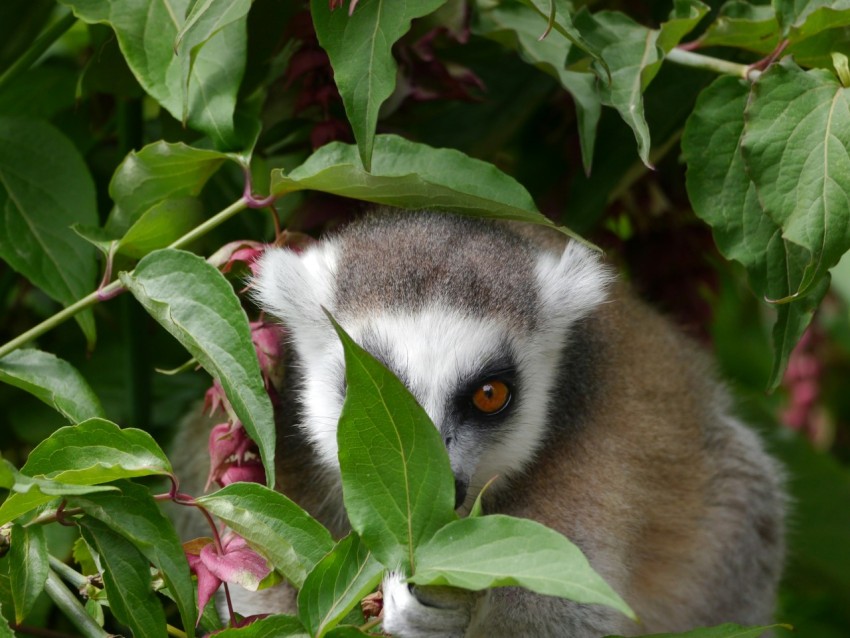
[208, 240, 266, 277]
[250, 321, 283, 386]
[204, 378, 229, 417]
[184, 534, 274, 624]
[206, 422, 265, 490]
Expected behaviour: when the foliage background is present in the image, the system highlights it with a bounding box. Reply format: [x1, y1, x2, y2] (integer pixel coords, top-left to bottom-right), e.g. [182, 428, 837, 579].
[1, 0, 849, 636]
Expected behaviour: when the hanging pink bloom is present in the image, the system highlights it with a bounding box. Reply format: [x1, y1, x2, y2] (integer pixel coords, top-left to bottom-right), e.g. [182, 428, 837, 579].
[250, 321, 283, 386]
[208, 240, 267, 277]
[204, 378, 230, 417]
[206, 422, 265, 490]
[184, 534, 274, 625]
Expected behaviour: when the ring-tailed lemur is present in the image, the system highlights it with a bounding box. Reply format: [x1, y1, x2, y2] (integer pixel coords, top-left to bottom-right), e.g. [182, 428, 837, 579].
[174, 210, 785, 637]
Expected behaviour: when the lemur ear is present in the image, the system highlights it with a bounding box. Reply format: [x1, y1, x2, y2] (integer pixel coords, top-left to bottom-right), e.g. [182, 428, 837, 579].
[253, 243, 338, 350]
[534, 240, 613, 333]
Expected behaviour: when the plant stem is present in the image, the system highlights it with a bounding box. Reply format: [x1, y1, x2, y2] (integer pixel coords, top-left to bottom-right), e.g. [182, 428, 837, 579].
[48, 555, 89, 589]
[666, 47, 761, 81]
[0, 10, 77, 92]
[168, 197, 249, 251]
[0, 197, 249, 359]
[43, 570, 109, 638]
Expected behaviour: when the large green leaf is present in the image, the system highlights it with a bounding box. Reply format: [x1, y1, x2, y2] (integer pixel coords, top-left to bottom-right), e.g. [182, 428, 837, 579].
[475, 1, 601, 173]
[78, 516, 168, 638]
[20, 418, 172, 484]
[8, 524, 48, 624]
[742, 60, 850, 296]
[66, 481, 196, 638]
[59, 0, 246, 149]
[272, 135, 580, 239]
[0, 117, 97, 344]
[120, 249, 276, 487]
[0, 349, 104, 424]
[309, 0, 448, 170]
[330, 316, 456, 574]
[106, 141, 227, 235]
[410, 515, 633, 618]
[197, 483, 334, 589]
[682, 74, 827, 388]
[0, 459, 117, 526]
[607, 623, 789, 637]
[297, 534, 383, 638]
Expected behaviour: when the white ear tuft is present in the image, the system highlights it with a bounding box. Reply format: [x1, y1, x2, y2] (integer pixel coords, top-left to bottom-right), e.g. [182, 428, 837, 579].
[534, 241, 613, 331]
[253, 242, 339, 345]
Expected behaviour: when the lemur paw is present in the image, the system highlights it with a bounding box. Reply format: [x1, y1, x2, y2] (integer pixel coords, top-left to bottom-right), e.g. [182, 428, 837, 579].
[381, 572, 481, 638]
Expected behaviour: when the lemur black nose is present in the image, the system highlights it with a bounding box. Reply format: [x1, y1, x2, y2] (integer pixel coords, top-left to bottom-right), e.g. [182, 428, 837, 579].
[454, 476, 468, 509]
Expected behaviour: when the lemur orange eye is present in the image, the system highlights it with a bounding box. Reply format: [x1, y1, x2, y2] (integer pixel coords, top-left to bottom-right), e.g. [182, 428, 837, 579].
[471, 380, 511, 414]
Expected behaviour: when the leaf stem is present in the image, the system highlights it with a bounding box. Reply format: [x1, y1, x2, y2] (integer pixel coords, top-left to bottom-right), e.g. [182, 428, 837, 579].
[0, 197, 249, 359]
[43, 570, 109, 638]
[0, 10, 77, 92]
[667, 47, 761, 81]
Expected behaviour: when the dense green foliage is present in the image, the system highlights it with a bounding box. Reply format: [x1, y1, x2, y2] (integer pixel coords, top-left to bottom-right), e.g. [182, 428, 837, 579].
[1, 0, 850, 636]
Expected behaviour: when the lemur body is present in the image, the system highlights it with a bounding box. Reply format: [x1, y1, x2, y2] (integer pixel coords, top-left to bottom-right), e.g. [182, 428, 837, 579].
[173, 211, 784, 637]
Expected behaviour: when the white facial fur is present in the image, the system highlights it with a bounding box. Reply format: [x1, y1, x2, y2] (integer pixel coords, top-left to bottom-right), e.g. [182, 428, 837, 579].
[254, 229, 612, 496]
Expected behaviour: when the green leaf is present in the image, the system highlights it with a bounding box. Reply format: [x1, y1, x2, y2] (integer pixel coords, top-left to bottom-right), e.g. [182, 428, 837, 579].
[105, 141, 227, 236]
[330, 315, 456, 574]
[309, 0, 448, 170]
[324, 628, 369, 637]
[78, 516, 168, 638]
[697, 2, 779, 53]
[58, 0, 247, 149]
[606, 622, 790, 637]
[120, 249, 276, 487]
[197, 483, 334, 589]
[9, 524, 48, 624]
[0, 602, 12, 638]
[297, 534, 383, 638]
[410, 515, 634, 619]
[176, 0, 252, 52]
[0, 116, 97, 345]
[769, 276, 830, 388]
[571, 3, 707, 167]
[66, 481, 196, 638]
[682, 74, 826, 388]
[570, 10, 658, 167]
[0, 460, 13, 489]
[519, 0, 604, 65]
[742, 60, 850, 296]
[272, 135, 582, 240]
[211, 615, 309, 637]
[0, 460, 117, 526]
[475, 1, 602, 172]
[20, 417, 172, 484]
[116, 197, 205, 259]
[774, 0, 850, 41]
[0, 349, 104, 424]
[656, 0, 711, 53]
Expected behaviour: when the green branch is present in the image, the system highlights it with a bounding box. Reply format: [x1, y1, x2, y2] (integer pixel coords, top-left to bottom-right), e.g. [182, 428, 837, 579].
[0, 10, 77, 92]
[666, 47, 761, 81]
[43, 570, 109, 638]
[0, 197, 250, 359]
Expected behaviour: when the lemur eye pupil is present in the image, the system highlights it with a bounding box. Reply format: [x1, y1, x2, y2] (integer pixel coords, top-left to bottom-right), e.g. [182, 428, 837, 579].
[472, 380, 510, 414]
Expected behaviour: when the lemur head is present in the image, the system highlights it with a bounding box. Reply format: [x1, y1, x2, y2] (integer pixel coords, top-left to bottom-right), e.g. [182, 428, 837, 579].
[255, 211, 611, 507]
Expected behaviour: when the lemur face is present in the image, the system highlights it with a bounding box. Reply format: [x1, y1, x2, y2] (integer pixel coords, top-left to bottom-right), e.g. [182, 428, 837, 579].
[254, 212, 612, 507]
